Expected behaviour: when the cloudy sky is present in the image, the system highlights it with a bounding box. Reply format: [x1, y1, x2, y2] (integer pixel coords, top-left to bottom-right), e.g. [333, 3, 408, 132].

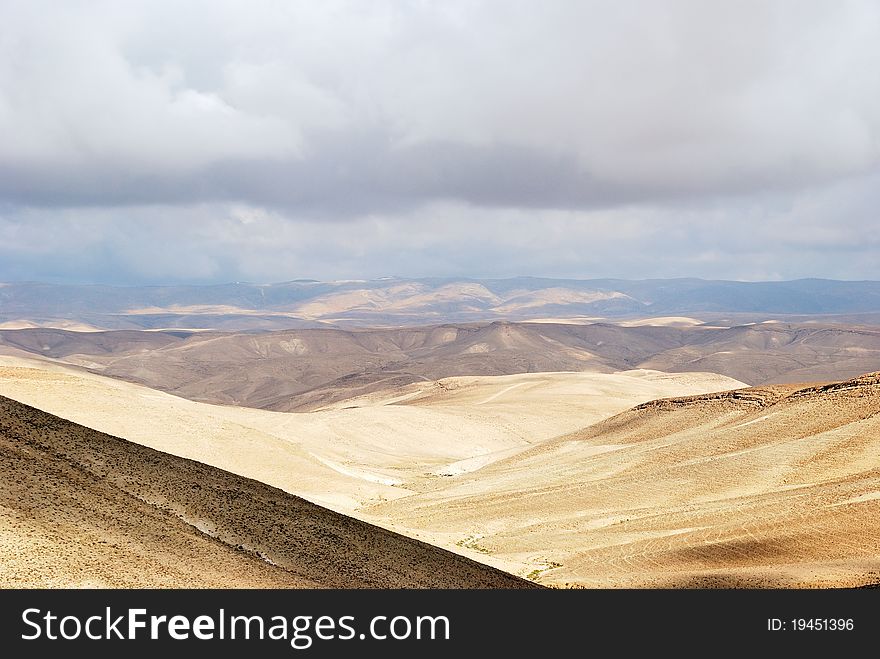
[1, 0, 879, 284]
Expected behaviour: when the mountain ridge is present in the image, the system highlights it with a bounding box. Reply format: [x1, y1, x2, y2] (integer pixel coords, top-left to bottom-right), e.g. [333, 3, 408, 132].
[3, 320, 880, 410]
[3, 277, 880, 330]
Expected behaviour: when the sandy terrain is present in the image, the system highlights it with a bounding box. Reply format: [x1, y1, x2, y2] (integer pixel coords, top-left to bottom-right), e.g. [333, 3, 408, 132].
[0, 356, 739, 511]
[616, 316, 705, 327]
[0, 320, 103, 332]
[2, 354, 876, 588]
[0, 394, 534, 588]
[368, 376, 880, 587]
[0, 356, 742, 575]
[5, 322, 880, 416]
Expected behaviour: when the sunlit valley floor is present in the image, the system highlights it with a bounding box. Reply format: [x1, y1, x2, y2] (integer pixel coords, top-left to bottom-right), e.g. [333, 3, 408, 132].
[1, 350, 877, 588]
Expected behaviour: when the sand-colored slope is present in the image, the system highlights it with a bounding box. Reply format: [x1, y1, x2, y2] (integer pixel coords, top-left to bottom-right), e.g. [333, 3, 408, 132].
[641, 322, 880, 384]
[6, 322, 880, 409]
[367, 376, 880, 587]
[0, 323, 729, 411]
[0, 395, 535, 588]
[0, 356, 741, 511]
[2, 352, 876, 587]
[0, 356, 398, 512]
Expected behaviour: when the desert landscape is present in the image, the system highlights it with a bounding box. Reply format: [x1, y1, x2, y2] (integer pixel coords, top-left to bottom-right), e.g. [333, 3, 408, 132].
[1, 280, 878, 588]
[3, 2, 880, 600]
[0, 392, 533, 588]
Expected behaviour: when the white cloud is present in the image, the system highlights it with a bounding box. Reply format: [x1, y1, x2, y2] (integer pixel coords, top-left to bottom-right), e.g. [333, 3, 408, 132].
[2, 178, 880, 283]
[3, 1, 879, 189]
[1, 1, 879, 282]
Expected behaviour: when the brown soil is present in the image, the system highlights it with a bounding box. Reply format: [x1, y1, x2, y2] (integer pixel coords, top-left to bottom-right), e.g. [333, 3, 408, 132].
[0, 395, 537, 589]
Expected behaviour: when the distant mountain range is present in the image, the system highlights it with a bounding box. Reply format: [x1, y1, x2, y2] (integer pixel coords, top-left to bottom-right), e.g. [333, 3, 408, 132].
[2, 277, 880, 330]
[4, 320, 880, 409]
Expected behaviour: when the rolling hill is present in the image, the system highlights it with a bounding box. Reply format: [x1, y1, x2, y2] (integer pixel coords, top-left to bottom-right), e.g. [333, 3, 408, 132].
[0, 393, 535, 588]
[368, 374, 880, 587]
[3, 320, 880, 411]
[2, 356, 877, 587]
[3, 277, 880, 330]
[0, 355, 740, 514]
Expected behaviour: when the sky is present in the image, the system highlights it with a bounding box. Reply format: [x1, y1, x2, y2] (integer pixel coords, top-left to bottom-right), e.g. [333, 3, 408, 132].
[1, 0, 879, 284]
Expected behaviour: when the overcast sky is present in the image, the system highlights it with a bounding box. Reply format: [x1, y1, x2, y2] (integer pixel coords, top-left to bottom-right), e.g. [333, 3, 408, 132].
[1, 1, 879, 284]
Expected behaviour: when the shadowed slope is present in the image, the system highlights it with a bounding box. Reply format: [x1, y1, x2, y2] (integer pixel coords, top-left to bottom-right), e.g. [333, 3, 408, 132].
[3, 321, 880, 412]
[0, 395, 537, 589]
[0, 358, 741, 515]
[367, 374, 880, 587]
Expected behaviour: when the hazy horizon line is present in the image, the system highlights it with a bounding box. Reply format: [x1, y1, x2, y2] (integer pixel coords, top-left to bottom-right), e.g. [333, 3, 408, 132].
[4, 275, 880, 288]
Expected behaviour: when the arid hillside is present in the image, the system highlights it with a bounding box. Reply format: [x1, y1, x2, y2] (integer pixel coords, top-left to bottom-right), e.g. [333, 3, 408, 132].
[4, 354, 879, 587]
[2, 320, 880, 411]
[3, 278, 880, 329]
[0, 356, 739, 513]
[368, 374, 880, 587]
[0, 394, 535, 588]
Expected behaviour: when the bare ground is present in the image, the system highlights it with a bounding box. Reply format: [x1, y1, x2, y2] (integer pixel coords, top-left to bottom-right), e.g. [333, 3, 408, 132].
[0, 395, 536, 589]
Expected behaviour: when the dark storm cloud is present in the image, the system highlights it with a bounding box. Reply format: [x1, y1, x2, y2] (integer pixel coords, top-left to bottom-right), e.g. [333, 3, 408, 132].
[1, 1, 879, 283]
[3, 0, 879, 211]
[0, 128, 857, 216]
[0, 135, 610, 213]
